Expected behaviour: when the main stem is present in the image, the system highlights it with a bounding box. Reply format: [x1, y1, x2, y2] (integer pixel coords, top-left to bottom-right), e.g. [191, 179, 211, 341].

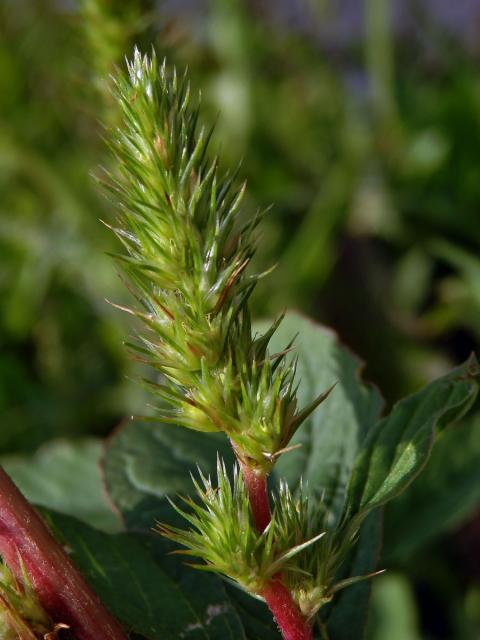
[261, 577, 313, 640]
[240, 463, 271, 533]
[239, 461, 312, 640]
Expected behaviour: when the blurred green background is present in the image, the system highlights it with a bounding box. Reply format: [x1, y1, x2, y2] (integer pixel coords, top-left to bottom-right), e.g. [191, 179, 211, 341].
[1, 0, 480, 638]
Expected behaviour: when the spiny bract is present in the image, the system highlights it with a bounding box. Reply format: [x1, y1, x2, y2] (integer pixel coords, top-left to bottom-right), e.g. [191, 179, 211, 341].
[158, 460, 325, 595]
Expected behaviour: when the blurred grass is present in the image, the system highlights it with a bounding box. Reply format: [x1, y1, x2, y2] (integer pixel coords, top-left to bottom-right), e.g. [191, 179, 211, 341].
[1, 0, 480, 637]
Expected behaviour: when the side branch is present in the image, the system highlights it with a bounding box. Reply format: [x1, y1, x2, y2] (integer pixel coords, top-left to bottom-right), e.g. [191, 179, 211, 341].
[0, 467, 128, 640]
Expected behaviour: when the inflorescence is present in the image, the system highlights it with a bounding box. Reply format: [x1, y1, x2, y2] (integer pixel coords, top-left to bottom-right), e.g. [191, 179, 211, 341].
[105, 48, 378, 638]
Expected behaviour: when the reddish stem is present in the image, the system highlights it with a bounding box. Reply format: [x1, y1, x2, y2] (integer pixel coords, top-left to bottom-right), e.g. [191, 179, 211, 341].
[261, 576, 313, 640]
[238, 461, 312, 640]
[0, 467, 128, 640]
[239, 462, 271, 532]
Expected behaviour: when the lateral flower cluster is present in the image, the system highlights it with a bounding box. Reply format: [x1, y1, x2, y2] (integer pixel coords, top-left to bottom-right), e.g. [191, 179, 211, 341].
[105, 49, 331, 475]
[158, 460, 325, 594]
[158, 462, 377, 620]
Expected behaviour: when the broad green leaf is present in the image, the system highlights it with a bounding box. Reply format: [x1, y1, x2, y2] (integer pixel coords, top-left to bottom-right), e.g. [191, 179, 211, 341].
[347, 356, 479, 517]
[104, 420, 234, 528]
[102, 423, 251, 637]
[383, 413, 480, 561]
[44, 510, 247, 640]
[1, 438, 119, 532]
[261, 312, 383, 523]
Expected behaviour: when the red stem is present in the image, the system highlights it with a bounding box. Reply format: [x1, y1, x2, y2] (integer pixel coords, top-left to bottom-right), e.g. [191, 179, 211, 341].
[261, 576, 313, 640]
[239, 462, 271, 532]
[238, 461, 312, 640]
[0, 467, 128, 640]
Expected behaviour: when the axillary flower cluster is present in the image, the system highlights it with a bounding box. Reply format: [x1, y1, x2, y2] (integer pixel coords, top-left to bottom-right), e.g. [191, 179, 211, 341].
[106, 49, 375, 640]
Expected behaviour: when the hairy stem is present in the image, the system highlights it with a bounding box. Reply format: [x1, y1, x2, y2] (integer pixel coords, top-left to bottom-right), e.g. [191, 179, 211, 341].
[261, 576, 313, 640]
[239, 463, 271, 532]
[239, 462, 312, 640]
[0, 467, 128, 640]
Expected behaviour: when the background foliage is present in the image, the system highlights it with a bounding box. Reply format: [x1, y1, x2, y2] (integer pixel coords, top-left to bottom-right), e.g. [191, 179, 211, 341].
[1, 1, 480, 638]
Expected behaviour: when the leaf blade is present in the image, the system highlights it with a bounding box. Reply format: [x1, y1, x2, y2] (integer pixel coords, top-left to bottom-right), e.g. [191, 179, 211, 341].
[44, 510, 247, 640]
[347, 356, 480, 517]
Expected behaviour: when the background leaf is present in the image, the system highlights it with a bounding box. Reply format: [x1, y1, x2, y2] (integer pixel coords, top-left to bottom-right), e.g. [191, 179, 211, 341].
[347, 356, 480, 517]
[224, 586, 280, 640]
[382, 414, 480, 562]
[261, 312, 383, 524]
[103, 421, 234, 528]
[103, 420, 276, 637]
[1, 438, 119, 532]
[44, 509, 247, 640]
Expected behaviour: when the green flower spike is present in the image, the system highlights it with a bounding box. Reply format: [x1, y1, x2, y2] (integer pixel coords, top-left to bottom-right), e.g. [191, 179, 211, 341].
[107, 48, 338, 640]
[104, 48, 334, 473]
[158, 460, 325, 596]
[159, 463, 384, 631]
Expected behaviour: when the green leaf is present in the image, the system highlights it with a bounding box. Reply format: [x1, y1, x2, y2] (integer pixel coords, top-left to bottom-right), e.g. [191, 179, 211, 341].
[347, 356, 480, 517]
[43, 510, 247, 640]
[1, 438, 119, 532]
[261, 312, 383, 523]
[102, 423, 253, 637]
[383, 413, 480, 561]
[103, 420, 234, 529]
